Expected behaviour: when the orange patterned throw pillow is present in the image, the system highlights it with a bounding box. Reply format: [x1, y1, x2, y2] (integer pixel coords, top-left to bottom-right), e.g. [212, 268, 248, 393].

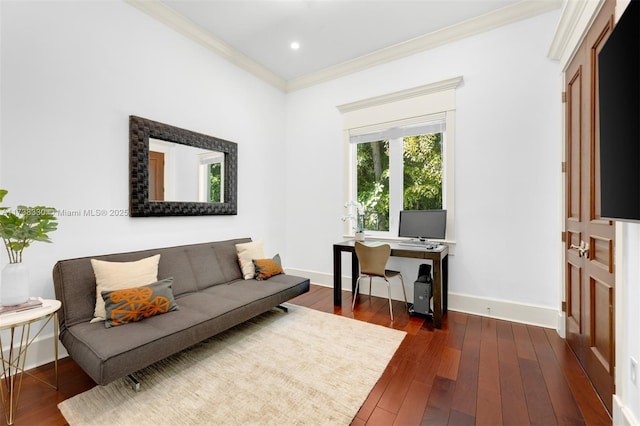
[101, 277, 178, 328]
[253, 254, 284, 280]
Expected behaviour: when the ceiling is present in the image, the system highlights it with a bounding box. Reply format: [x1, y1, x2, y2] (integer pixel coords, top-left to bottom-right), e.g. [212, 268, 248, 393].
[128, 0, 562, 91]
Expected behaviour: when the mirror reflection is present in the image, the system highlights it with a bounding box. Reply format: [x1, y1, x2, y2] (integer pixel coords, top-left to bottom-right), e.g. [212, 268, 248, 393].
[149, 139, 225, 203]
[129, 115, 237, 217]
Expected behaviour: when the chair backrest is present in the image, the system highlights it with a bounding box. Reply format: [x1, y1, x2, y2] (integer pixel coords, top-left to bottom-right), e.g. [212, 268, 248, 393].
[355, 242, 391, 277]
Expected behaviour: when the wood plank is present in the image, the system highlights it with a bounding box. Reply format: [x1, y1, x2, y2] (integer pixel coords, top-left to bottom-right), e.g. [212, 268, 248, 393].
[497, 321, 530, 426]
[520, 357, 558, 425]
[450, 315, 481, 418]
[393, 380, 432, 425]
[513, 322, 538, 361]
[414, 330, 448, 385]
[422, 375, 456, 425]
[377, 357, 418, 413]
[544, 328, 611, 425]
[476, 317, 503, 425]
[437, 346, 461, 381]
[366, 406, 397, 425]
[528, 326, 585, 425]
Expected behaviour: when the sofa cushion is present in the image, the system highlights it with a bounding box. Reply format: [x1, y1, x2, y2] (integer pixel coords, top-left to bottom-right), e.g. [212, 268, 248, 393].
[235, 240, 264, 279]
[102, 277, 178, 328]
[90, 255, 160, 323]
[253, 254, 284, 280]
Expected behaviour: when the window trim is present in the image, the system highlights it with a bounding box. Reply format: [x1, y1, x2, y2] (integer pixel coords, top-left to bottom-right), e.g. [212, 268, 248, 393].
[337, 77, 461, 245]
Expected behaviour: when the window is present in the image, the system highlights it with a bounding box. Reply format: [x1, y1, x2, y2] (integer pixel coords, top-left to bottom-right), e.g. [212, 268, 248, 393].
[352, 118, 445, 235]
[338, 77, 461, 241]
[198, 152, 224, 203]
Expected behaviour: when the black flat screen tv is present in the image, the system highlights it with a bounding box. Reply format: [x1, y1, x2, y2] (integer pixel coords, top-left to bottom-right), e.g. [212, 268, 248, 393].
[598, 0, 640, 221]
[398, 209, 446, 241]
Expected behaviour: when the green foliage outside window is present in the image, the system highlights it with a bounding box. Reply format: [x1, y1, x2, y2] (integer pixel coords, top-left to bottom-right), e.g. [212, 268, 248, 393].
[209, 163, 221, 203]
[357, 141, 390, 231]
[403, 133, 443, 210]
[356, 133, 442, 232]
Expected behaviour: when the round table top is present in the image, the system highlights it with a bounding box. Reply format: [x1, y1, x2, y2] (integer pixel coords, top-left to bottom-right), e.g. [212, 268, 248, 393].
[0, 299, 61, 329]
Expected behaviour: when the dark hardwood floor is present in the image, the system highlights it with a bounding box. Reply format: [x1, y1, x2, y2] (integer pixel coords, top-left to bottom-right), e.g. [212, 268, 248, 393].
[5, 284, 611, 425]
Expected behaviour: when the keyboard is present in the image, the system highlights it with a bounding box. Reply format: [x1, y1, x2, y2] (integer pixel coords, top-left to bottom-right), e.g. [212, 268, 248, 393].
[398, 242, 443, 250]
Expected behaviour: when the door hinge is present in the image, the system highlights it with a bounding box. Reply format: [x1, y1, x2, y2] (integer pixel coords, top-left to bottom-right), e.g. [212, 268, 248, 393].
[562, 91, 567, 103]
[561, 301, 567, 312]
[561, 231, 566, 242]
[561, 161, 567, 173]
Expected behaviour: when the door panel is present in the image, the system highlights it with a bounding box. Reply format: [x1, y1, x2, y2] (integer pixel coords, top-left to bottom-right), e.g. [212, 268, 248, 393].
[591, 277, 613, 370]
[149, 150, 165, 201]
[591, 235, 614, 272]
[567, 65, 582, 222]
[567, 262, 582, 334]
[564, 0, 615, 414]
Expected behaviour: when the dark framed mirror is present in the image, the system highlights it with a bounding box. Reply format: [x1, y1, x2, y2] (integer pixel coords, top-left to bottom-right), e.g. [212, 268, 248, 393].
[129, 115, 237, 216]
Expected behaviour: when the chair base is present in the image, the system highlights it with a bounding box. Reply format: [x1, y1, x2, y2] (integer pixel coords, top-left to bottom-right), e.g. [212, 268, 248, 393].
[351, 274, 409, 321]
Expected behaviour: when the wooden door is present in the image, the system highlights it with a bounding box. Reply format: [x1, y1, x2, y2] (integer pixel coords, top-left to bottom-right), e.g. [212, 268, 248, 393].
[565, 0, 615, 414]
[149, 151, 165, 201]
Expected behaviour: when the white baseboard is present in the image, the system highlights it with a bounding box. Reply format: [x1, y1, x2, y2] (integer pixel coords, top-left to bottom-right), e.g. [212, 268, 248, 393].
[3, 333, 69, 372]
[286, 268, 559, 329]
[556, 311, 566, 338]
[447, 292, 558, 329]
[614, 394, 639, 426]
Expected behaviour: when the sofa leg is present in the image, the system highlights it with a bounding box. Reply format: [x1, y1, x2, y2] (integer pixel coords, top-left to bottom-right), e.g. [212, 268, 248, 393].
[276, 305, 289, 313]
[125, 373, 141, 392]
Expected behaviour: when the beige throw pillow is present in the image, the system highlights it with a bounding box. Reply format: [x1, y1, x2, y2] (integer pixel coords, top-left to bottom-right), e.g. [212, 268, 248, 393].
[235, 240, 264, 280]
[90, 254, 161, 323]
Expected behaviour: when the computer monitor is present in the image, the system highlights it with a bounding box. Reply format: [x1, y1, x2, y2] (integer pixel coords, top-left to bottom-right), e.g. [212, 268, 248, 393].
[398, 209, 447, 242]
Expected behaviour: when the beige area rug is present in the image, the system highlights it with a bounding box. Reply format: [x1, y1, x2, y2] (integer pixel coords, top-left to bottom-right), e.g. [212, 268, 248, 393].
[58, 304, 406, 425]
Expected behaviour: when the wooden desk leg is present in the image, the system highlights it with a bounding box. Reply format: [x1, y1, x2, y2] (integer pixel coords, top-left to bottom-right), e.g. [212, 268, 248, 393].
[333, 245, 342, 306]
[442, 255, 449, 314]
[433, 257, 443, 329]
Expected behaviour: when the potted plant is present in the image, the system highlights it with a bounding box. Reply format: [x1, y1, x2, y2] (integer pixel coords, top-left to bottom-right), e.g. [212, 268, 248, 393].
[342, 201, 366, 242]
[0, 189, 58, 305]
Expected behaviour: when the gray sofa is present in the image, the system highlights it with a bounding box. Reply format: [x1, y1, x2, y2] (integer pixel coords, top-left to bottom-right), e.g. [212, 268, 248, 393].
[52, 238, 310, 386]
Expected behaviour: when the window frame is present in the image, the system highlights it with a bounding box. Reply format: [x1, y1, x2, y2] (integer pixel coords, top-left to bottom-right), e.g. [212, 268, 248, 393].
[351, 120, 447, 237]
[338, 77, 461, 245]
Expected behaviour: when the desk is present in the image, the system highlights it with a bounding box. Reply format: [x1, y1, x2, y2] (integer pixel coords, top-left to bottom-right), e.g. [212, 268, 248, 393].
[333, 241, 449, 328]
[0, 299, 61, 425]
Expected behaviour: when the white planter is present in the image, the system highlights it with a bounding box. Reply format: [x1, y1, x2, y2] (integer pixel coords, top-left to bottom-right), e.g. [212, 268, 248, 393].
[1, 263, 30, 306]
[355, 232, 365, 242]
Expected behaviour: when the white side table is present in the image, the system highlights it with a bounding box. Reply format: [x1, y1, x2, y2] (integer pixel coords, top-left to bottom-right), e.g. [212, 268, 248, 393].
[0, 299, 61, 425]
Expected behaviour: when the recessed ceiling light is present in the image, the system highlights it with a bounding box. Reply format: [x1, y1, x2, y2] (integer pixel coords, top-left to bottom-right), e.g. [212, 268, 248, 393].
[290, 41, 300, 51]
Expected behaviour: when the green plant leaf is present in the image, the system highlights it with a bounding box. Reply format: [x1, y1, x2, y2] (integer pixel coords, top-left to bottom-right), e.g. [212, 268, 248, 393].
[0, 192, 58, 262]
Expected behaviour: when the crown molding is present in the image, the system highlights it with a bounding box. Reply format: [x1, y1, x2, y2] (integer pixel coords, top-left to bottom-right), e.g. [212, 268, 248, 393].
[124, 0, 287, 91]
[125, 0, 561, 94]
[548, 0, 605, 68]
[337, 76, 463, 113]
[287, 0, 562, 92]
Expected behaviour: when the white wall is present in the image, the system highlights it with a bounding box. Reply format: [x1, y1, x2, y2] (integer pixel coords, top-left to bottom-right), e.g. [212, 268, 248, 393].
[284, 10, 562, 325]
[0, 0, 286, 355]
[617, 222, 640, 425]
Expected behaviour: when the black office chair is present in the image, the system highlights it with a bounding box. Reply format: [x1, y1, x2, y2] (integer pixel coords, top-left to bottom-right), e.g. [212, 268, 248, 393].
[351, 242, 409, 321]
